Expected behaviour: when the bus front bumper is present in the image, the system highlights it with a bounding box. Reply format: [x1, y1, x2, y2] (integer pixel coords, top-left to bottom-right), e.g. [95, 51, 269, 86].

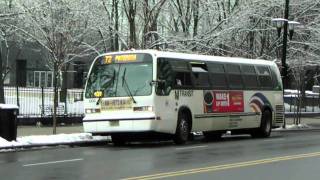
[83, 113, 159, 134]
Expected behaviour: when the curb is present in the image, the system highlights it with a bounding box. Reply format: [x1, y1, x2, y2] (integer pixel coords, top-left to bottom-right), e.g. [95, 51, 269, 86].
[273, 124, 320, 132]
[2, 125, 320, 151]
[0, 139, 111, 151]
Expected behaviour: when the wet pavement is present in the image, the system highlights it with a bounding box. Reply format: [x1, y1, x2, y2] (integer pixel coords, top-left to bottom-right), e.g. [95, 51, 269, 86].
[1, 130, 320, 180]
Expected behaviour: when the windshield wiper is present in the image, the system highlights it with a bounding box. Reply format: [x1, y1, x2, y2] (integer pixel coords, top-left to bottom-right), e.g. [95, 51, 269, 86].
[122, 68, 137, 104]
[96, 95, 102, 105]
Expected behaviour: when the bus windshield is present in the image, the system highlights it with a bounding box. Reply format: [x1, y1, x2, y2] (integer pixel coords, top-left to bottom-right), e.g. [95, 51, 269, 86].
[85, 53, 153, 98]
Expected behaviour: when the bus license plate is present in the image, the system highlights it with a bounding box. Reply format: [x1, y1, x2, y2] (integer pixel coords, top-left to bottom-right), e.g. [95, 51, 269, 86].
[101, 99, 133, 111]
[110, 121, 119, 126]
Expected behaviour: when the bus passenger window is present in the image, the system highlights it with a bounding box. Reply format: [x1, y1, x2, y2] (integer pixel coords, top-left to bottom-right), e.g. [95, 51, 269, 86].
[242, 65, 259, 89]
[257, 66, 273, 89]
[156, 58, 174, 95]
[226, 64, 243, 89]
[174, 72, 192, 87]
[190, 62, 210, 88]
[176, 78, 182, 86]
[207, 63, 227, 89]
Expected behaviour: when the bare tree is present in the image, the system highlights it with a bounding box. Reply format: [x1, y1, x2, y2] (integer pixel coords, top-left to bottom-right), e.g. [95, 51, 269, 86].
[16, 0, 100, 134]
[141, 0, 167, 49]
[0, 0, 19, 103]
[123, 0, 138, 48]
[101, 0, 120, 51]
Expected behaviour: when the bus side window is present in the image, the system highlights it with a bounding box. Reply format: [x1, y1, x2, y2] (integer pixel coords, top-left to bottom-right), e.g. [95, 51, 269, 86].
[226, 64, 244, 90]
[190, 62, 210, 89]
[256, 66, 273, 89]
[176, 78, 182, 86]
[207, 63, 228, 90]
[174, 71, 192, 87]
[170, 60, 193, 89]
[270, 66, 282, 90]
[156, 58, 174, 95]
[241, 65, 259, 89]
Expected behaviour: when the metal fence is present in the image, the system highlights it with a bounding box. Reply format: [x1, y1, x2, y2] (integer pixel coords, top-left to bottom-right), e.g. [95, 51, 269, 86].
[4, 86, 84, 117]
[5, 86, 320, 117]
[284, 95, 320, 112]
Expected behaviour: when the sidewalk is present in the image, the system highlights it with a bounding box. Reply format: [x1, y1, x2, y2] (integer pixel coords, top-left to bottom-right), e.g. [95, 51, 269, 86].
[285, 117, 320, 128]
[0, 117, 319, 151]
[18, 124, 83, 136]
[1, 124, 108, 151]
[16, 117, 320, 137]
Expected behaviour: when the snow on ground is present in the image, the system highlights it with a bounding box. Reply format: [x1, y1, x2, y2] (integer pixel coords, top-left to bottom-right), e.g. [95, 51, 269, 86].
[0, 133, 109, 151]
[274, 124, 310, 131]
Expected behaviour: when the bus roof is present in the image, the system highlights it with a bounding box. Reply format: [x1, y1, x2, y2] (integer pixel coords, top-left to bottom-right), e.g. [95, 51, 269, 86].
[99, 50, 276, 66]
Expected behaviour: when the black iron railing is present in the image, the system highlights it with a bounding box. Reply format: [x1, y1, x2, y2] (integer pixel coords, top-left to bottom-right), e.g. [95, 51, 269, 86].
[4, 86, 84, 117]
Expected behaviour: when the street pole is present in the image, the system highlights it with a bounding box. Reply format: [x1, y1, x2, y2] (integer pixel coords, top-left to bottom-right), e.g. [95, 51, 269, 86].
[282, 0, 289, 89]
[281, 0, 290, 128]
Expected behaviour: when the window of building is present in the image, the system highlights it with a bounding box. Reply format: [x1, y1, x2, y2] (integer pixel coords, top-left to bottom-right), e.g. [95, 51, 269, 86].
[32, 71, 53, 88]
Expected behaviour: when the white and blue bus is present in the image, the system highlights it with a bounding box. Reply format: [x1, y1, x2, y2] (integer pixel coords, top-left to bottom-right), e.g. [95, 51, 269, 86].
[83, 50, 284, 145]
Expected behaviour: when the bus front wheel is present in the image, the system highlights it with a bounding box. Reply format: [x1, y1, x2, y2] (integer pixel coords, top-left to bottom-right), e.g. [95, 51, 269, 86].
[251, 109, 272, 138]
[173, 112, 190, 145]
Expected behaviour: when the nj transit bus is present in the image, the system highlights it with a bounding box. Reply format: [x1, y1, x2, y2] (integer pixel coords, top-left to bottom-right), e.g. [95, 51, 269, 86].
[83, 50, 284, 145]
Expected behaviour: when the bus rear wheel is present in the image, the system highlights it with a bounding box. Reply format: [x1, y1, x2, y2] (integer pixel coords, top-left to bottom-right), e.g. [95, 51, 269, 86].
[173, 112, 190, 145]
[251, 109, 272, 138]
[111, 134, 126, 146]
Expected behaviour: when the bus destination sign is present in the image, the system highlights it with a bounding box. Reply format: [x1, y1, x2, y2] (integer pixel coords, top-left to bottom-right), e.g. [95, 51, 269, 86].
[102, 54, 137, 64]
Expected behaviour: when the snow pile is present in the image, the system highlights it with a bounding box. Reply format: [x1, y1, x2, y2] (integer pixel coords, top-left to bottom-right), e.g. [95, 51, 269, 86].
[274, 124, 310, 131]
[0, 133, 109, 150]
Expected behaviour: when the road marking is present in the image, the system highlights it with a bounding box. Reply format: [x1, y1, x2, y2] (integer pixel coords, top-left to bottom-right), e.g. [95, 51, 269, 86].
[175, 145, 208, 150]
[263, 138, 286, 142]
[123, 151, 320, 180]
[23, 158, 83, 167]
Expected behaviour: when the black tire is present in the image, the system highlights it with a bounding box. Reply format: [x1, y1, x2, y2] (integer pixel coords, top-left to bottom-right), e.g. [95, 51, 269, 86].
[251, 110, 272, 138]
[111, 134, 126, 146]
[173, 112, 190, 145]
[203, 131, 223, 141]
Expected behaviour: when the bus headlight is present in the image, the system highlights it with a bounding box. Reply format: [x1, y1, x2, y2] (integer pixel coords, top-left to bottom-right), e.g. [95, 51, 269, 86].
[133, 106, 154, 112]
[85, 108, 101, 114]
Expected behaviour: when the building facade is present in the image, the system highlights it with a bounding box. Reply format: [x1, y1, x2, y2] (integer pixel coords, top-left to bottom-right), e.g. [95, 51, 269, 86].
[1, 41, 92, 88]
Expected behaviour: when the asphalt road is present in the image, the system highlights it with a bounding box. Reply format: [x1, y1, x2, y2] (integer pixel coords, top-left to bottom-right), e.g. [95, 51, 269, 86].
[1, 130, 320, 180]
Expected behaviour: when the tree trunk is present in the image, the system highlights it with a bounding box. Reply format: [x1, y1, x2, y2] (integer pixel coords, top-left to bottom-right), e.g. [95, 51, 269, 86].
[114, 0, 119, 51]
[123, 0, 137, 48]
[192, 0, 199, 38]
[0, 48, 5, 103]
[52, 62, 58, 134]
